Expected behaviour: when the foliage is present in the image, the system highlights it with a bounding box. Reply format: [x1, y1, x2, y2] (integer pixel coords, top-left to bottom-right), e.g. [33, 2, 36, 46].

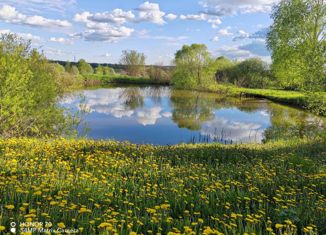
[267, 0, 326, 91]
[50, 63, 84, 90]
[172, 44, 215, 89]
[0, 137, 325, 234]
[213, 56, 235, 83]
[147, 66, 171, 82]
[230, 58, 273, 89]
[77, 59, 94, 75]
[95, 65, 115, 76]
[120, 50, 146, 76]
[0, 34, 76, 138]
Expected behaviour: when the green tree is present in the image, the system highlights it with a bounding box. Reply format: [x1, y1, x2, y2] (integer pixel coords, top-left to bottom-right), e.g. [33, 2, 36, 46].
[65, 61, 72, 73]
[267, 0, 326, 91]
[120, 50, 146, 76]
[213, 56, 235, 83]
[70, 65, 80, 75]
[95, 65, 104, 75]
[77, 59, 93, 75]
[172, 44, 214, 88]
[148, 65, 171, 81]
[230, 58, 272, 88]
[103, 66, 115, 75]
[0, 34, 74, 137]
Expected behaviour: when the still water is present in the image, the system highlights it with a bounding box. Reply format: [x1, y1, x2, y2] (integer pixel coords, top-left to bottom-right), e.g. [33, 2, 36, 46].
[59, 86, 324, 145]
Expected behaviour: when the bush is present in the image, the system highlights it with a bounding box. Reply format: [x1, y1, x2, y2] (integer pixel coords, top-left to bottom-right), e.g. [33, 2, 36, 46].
[147, 66, 171, 82]
[229, 58, 273, 89]
[0, 34, 76, 137]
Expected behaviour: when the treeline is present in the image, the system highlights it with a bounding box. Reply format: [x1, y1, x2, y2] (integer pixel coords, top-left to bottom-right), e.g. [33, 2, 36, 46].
[172, 0, 325, 92]
[171, 43, 274, 89]
[53, 50, 172, 86]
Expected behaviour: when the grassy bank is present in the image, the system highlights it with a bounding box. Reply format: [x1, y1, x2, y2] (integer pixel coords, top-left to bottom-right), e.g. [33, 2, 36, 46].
[84, 74, 170, 86]
[0, 137, 325, 234]
[201, 84, 326, 116]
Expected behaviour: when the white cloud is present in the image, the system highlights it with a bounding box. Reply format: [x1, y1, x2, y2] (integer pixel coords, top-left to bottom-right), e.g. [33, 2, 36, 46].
[0, 5, 71, 28]
[137, 107, 162, 125]
[180, 13, 208, 20]
[201, 117, 265, 143]
[207, 17, 221, 28]
[200, 0, 279, 15]
[81, 27, 134, 42]
[180, 13, 221, 28]
[165, 13, 177, 21]
[216, 45, 253, 60]
[89, 9, 135, 25]
[215, 44, 271, 63]
[218, 27, 233, 36]
[0, 0, 76, 13]
[74, 11, 134, 42]
[211, 27, 233, 41]
[49, 37, 73, 45]
[136, 1, 166, 25]
[233, 28, 269, 41]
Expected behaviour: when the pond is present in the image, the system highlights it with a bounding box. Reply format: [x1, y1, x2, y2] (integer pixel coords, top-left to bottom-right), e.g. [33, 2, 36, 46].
[59, 86, 325, 145]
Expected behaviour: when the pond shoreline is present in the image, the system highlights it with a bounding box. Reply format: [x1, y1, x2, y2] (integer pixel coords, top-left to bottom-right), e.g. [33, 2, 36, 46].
[73, 78, 326, 116]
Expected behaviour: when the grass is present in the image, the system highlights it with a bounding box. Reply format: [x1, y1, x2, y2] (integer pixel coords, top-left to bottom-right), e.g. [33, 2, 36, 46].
[84, 74, 170, 86]
[0, 136, 325, 234]
[201, 84, 326, 116]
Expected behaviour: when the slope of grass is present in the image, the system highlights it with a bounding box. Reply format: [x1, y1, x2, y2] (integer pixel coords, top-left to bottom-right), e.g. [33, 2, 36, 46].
[0, 137, 325, 234]
[203, 84, 326, 116]
[84, 74, 170, 86]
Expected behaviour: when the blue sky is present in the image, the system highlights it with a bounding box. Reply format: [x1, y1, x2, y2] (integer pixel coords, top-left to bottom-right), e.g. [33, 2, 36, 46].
[0, 0, 277, 65]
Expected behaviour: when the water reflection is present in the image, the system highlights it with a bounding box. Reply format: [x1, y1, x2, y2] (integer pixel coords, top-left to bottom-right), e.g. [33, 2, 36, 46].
[59, 86, 325, 145]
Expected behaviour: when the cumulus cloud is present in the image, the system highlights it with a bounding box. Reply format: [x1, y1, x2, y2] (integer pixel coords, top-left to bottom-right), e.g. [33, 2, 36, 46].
[74, 2, 171, 42]
[165, 13, 177, 21]
[81, 27, 134, 42]
[136, 1, 166, 25]
[200, 0, 279, 15]
[74, 11, 134, 42]
[88, 9, 135, 25]
[0, 5, 71, 28]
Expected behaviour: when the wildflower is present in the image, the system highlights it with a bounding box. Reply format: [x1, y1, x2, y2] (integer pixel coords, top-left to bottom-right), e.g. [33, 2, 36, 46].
[57, 223, 65, 229]
[5, 205, 14, 210]
[275, 224, 283, 229]
[0, 226, 5, 232]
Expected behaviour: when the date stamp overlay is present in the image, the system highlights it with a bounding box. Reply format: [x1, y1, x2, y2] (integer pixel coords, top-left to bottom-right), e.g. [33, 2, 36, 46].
[9, 221, 80, 234]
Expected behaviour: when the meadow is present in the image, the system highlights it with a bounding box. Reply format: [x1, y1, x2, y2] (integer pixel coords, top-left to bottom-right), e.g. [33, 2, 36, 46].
[0, 137, 325, 234]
